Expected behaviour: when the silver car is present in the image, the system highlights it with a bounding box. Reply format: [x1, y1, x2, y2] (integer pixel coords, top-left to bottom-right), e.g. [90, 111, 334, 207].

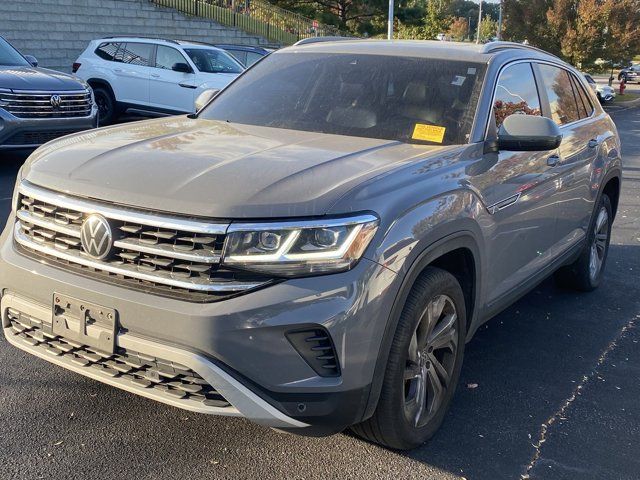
[1, 40, 621, 449]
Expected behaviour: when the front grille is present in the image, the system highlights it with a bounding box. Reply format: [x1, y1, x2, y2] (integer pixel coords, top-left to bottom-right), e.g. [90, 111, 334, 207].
[0, 89, 92, 118]
[14, 182, 273, 302]
[4, 130, 82, 146]
[7, 309, 231, 409]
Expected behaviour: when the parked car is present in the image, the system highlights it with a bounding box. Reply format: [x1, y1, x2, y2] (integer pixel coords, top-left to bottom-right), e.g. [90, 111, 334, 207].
[584, 73, 616, 103]
[2, 40, 621, 450]
[73, 37, 244, 124]
[215, 44, 274, 67]
[618, 63, 640, 83]
[0, 36, 97, 150]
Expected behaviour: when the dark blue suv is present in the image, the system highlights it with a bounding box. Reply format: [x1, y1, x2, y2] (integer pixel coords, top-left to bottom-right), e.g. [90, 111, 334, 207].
[0, 36, 97, 151]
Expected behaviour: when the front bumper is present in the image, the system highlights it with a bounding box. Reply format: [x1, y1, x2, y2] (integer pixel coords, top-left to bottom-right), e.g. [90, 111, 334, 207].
[0, 107, 98, 150]
[0, 217, 398, 434]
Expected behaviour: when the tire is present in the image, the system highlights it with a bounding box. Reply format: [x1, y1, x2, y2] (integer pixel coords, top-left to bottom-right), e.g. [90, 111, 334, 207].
[93, 86, 118, 126]
[555, 194, 612, 291]
[351, 267, 466, 450]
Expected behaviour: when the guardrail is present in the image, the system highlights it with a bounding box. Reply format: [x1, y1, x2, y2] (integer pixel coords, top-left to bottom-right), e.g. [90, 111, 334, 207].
[150, 0, 345, 45]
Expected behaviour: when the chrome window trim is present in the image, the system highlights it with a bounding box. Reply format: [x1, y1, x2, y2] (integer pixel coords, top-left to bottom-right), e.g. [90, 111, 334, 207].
[18, 181, 229, 235]
[14, 223, 260, 293]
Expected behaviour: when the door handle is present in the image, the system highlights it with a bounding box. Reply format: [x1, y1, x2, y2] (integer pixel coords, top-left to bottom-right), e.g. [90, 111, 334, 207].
[114, 68, 122, 73]
[151, 73, 160, 78]
[547, 154, 560, 167]
[588, 138, 600, 148]
[179, 83, 197, 89]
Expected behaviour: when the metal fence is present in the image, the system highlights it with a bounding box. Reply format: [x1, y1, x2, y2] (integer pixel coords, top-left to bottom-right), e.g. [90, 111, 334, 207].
[150, 0, 345, 45]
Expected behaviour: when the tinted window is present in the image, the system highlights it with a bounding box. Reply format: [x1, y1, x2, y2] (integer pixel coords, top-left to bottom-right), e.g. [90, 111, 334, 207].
[493, 62, 541, 128]
[246, 51, 264, 67]
[0, 37, 29, 67]
[155, 45, 187, 70]
[118, 42, 153, 67]
[183, 48, 243, 74]
[571, 74, 594, 118]
[227, 49, 247, 66]
[201, 53, 487, 145]
[95, 42, 121, 62]
[538, 64, 580, 125]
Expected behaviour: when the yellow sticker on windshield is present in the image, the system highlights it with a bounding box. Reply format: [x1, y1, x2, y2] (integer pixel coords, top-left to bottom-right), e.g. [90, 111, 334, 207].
[412, 124, 446, 143]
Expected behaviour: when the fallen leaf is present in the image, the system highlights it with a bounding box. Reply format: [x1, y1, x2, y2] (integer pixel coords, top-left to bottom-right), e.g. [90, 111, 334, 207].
[467, 383, 479, 389]
[53, 441, 63, 446]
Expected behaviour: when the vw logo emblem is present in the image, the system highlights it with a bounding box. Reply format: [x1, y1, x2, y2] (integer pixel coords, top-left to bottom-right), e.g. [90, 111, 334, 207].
[50, 94, 62, 109]
[80, 214, 114, 260]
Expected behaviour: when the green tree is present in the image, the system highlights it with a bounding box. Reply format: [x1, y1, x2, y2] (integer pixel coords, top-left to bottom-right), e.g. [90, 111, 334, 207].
[478, 14, 497, 41]
[423, 0, 453, 39]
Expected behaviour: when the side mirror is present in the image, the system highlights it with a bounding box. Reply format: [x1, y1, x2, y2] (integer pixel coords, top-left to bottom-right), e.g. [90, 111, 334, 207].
[497, 114, 562, 151]
[24, 55, 38, 67]
[194, 88, 220, 112]
[172, 62, 193, 73]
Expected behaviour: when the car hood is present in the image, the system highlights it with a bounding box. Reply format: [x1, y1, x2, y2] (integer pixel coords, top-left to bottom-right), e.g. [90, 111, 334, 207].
[23, 117, 451, 219]
[0, 66, 85, 91]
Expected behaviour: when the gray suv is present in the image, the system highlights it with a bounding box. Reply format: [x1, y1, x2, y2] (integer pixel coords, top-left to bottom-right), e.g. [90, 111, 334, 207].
[0, 36, 97, 150]
[1, 40, 621, 449]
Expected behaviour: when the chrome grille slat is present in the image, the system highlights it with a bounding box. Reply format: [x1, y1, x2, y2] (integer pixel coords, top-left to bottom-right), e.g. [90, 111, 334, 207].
[0, 89, 92, 119]
[14, 182, 272, 300]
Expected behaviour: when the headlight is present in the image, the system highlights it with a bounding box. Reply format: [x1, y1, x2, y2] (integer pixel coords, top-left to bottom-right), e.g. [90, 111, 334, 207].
[222, 214, 379, 277]
[11, 174, 22, 214]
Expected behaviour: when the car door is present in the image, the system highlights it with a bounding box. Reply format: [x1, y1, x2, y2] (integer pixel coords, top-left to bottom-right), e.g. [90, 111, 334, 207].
[112, 42, 153, 106]
[468, 62, 564, 305]
[149, 45, 197, 113]
[535, 63, 604, 247]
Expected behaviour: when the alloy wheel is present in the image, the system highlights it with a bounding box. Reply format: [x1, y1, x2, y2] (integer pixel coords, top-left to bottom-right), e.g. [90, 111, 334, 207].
[403, 294, 458, 428]
[589, 206, 609, 281]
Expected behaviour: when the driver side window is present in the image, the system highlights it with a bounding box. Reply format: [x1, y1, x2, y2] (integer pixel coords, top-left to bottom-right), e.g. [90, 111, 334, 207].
[155, 46, 187, 70]
[493, 63, 542, 128]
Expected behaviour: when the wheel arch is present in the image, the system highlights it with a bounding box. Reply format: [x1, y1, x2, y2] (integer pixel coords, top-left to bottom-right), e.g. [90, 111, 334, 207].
[361, 231, 482, 422]
[86, 78, 116, 100]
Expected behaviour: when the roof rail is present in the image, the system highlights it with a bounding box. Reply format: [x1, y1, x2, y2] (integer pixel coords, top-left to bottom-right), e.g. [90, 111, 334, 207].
[99, 36, 180, 45]
[481, 41, 563, 61]
[293, 36, 356, 46]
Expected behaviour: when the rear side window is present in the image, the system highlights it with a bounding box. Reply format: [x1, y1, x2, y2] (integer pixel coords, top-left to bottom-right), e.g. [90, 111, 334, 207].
[118, 42, 153, 67]
[493, 62, 542, 128]
[570, 74, 594, 118]
[94, 42, 121, 61]
[538, 64, 580, 125]
[155, 45, 187, 70]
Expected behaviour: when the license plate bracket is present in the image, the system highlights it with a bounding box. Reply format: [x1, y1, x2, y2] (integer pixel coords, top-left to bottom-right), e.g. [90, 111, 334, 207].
[52, 294, 117, 354]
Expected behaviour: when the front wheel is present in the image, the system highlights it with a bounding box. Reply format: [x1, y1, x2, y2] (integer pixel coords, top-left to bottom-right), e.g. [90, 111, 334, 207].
[93, 86, 117, 126]
[555, 194, 612, 291]
[351, 267, 466, 450]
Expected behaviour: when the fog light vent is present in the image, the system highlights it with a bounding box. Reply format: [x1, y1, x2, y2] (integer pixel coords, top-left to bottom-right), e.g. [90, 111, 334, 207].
[286, 327, 341, 378]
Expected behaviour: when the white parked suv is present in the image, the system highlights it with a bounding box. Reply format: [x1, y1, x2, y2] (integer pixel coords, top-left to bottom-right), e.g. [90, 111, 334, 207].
[73, 37, 244, 124]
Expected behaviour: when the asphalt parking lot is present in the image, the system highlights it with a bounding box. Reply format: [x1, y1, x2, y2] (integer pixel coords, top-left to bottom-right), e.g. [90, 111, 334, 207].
[1, 103, 639, 480]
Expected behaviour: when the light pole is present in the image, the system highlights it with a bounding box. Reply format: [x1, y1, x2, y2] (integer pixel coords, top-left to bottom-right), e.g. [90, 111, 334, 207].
[476, 0, 482, 44]
[497, 0, 503, 40]
[388, 0, 394, 40]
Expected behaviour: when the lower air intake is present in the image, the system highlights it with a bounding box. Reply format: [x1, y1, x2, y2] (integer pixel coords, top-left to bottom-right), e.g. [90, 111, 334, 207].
[286, 327, 341, 377]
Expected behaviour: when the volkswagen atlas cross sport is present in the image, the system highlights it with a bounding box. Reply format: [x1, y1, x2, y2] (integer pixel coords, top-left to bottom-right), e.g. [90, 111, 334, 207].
[1, 40, 621, 450]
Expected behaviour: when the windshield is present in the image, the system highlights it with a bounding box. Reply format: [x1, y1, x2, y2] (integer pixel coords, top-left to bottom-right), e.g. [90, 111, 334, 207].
[0, 37, 29, 67]
[200, 52, 487, 145]
[183, 48, 244, 74]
